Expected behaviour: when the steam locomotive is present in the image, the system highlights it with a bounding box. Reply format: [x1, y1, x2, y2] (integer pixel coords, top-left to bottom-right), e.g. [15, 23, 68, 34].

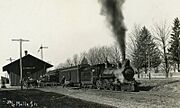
[44, 59, 138, 92]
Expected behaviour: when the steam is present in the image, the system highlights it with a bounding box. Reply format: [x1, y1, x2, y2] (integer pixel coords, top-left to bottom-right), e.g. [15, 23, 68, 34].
[99, 0, 126, 61]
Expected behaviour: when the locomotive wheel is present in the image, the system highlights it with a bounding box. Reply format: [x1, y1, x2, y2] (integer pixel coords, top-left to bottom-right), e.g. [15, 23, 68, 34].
[103, 79, 111, 90]
[108, 79, 115, 90]
[96, 80, 102, 90]
[109, 84, 114, 90]
[80, 83, 84, 88]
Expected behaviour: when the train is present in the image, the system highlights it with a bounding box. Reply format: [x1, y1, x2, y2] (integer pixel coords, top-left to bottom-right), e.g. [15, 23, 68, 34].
[43, 59, 139, 92]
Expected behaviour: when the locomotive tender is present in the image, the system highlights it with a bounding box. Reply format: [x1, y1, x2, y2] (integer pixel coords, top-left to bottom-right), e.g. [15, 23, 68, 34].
[46, 59, 138, 92]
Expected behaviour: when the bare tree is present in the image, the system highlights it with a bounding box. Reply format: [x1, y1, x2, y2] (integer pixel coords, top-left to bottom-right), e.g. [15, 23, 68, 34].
[56, 63, 66, 69]
[87, 47, 103, 65]
[127, 24, 141, 60]
[108, 45, 121, 63]
[152, 21, 171, 77]
[56, 53, 85, 69]
[65, 58, 73, 67]
[56, 59, 72, 68]
[86, 46, 112, 65]
[79, 51, 88, 64]
[72, 54, 79, 66]
[99, 46, 111, 62]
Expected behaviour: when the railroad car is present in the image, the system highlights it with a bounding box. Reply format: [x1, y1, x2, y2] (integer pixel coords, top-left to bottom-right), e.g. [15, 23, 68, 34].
[58, 65, 81, 86]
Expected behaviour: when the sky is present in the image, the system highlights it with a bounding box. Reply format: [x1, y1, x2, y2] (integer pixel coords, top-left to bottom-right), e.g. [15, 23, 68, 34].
[0, 0, 180, 77]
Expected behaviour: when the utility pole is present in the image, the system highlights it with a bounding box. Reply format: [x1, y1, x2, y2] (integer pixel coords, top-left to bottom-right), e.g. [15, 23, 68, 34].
[147, 44, 151, 79]
[6, 57, 15, 62]
[12, 39, 29, 90]
[148, 49, 151, 79]
[178, 37, 180, 72]
[38, 44, 48, 60]
[6, 57, 15, 85]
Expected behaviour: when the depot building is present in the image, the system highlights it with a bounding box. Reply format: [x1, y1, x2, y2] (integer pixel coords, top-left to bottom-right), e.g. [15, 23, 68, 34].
[2, 51, 53, 86]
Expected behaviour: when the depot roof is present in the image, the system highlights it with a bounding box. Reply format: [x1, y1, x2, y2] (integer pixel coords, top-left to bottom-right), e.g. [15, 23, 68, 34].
[3, 54, 53, 74]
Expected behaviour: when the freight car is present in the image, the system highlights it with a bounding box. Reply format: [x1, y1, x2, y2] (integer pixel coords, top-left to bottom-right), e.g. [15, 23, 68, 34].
[58, 65, 82, 86]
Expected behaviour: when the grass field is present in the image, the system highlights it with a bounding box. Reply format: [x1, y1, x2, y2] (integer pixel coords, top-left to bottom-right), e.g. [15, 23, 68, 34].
[1, 78, 180, 108]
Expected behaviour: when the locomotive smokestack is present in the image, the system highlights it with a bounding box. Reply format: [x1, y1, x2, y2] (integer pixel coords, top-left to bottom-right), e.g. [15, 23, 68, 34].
[99, 0, 126, 61]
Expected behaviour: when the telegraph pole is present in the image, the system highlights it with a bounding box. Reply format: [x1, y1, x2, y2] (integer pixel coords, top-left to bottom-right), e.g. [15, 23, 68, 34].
[147, 44, 151, 79]
[6, 57, 15, 85]
[38, 44, 48, 60]
[12, 39, 29, 90]
[6, 57, 15, 62]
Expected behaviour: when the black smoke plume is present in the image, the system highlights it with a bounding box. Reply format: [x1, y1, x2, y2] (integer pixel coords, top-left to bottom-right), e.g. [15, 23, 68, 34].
[99, 0, 126, 61]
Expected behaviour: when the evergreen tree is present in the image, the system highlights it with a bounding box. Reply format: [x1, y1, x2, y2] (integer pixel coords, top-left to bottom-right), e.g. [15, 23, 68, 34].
[132, 26, 161, 74]
[168, 17, 180, 72]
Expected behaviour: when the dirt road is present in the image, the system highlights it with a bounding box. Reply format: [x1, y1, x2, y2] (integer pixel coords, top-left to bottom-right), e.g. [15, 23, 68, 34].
[37, 78, 180, 108]
[38, 86, 180, 108]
